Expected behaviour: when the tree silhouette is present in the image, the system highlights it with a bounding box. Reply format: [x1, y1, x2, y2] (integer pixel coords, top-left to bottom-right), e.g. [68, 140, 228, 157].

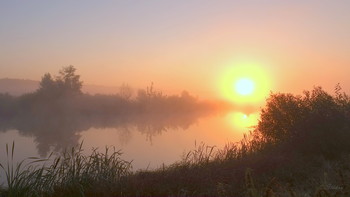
[257, 92, 306, 143]
[56, 65, 83, 94]
[37, 65, 83, 97]
[255, 86, 350, 158]
[39, 73, 55, 91]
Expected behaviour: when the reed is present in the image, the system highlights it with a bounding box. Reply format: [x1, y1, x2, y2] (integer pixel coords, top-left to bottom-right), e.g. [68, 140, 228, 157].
[0, 142, 131, 197]
[2, 141, 350, 196]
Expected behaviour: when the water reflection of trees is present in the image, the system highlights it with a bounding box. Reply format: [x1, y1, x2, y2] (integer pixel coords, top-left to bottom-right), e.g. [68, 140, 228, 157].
[0, 66, 230, 156]
[0, 95, 224, 156]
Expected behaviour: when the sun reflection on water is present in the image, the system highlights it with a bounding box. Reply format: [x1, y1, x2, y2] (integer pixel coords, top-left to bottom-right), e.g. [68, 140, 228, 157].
[226, 111, 259, 131]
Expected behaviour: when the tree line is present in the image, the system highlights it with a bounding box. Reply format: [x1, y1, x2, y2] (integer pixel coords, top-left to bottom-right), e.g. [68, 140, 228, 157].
[0, 66, 220, 119]
[0, 66, 223, 155]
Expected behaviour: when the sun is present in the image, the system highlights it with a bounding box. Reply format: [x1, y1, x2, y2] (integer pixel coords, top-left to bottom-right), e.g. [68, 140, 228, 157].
[218, 60, 272, 104]
[235, 78, 255, 96]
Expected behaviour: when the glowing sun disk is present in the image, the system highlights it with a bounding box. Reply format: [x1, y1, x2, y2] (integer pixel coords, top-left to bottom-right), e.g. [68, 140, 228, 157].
[235, 78, 255, 95]
[218, 61, 272, 104]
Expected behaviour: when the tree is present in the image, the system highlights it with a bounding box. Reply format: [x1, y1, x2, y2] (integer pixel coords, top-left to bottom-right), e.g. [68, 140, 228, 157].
[255, 86, 350, 157]
[37, 66, 83, 98]
[257, 92, 306, 143]
[39, 73, 55, 91]
[56, 65, 83, 94]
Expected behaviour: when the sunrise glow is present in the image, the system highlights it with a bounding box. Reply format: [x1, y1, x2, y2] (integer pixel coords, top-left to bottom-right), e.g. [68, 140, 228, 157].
[235, 78, 255, 96]
[2, 1, 350, 194]
[219, 61, 272, 105]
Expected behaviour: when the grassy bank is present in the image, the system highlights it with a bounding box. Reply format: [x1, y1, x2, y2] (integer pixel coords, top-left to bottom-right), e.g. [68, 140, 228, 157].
[1, 140, 350, 197]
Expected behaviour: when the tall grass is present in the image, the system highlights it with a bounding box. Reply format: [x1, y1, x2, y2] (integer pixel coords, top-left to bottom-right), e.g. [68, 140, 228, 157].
[0, 142, 49, 197]
[0, 142, 132, 197]
[2, 141, 350, 196]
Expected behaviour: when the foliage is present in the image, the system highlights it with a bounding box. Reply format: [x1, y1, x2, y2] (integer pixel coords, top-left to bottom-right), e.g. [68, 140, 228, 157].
[0, 142, 131, 197]
[38, 65, 83, 97]
[256, 86, 350, 158]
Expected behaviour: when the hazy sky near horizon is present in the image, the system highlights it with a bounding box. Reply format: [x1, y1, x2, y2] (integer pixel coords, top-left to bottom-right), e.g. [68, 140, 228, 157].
[1, 1, 350, 99]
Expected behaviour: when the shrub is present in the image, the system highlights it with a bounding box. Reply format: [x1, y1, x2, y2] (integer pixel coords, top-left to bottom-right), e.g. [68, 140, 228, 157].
[256, 86, 350, 158]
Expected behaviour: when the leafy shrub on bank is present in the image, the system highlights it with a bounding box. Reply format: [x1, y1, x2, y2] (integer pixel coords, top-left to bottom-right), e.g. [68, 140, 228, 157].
[256, 85, 350, 158]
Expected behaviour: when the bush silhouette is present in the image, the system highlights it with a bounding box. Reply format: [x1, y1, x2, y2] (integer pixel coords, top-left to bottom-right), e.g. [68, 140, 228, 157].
[255, 86, 350, 158]
[38, 65, 83, 98]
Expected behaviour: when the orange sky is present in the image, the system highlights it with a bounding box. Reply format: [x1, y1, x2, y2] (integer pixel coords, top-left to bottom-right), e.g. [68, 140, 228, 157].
[1, 1, 350, 101]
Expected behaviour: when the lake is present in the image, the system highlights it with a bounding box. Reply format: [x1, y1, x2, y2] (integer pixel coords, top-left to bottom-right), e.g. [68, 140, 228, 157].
[0, 109, 259, 185]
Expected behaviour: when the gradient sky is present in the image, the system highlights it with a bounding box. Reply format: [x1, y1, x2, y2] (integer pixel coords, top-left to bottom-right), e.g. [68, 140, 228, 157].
[1, 0, 350, 99]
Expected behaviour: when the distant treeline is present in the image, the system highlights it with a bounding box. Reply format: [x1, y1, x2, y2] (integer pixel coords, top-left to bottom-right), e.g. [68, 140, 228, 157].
[0, 66, 220, 119]
[0, 66, 227, 156]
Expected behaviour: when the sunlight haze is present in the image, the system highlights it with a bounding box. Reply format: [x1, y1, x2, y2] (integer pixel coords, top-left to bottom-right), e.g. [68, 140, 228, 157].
[1, 1, 350, 99]
[1, 1, 350, 195]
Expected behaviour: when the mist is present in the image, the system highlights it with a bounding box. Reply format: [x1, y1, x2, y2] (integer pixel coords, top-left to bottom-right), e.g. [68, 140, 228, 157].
[0, 66, 233, 156]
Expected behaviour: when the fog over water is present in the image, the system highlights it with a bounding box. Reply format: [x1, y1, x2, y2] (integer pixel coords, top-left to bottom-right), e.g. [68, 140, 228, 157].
[0, 67, 259, 185]
[0, 100, 255, 172]
[0, 98, 222, 157]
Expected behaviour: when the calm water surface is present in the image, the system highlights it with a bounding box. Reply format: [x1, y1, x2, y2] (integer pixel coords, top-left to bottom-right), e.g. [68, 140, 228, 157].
[0, 111, 259, 184]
